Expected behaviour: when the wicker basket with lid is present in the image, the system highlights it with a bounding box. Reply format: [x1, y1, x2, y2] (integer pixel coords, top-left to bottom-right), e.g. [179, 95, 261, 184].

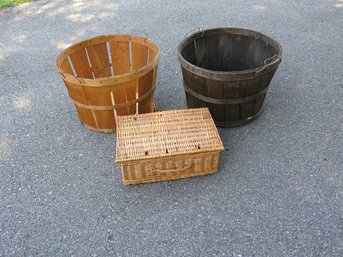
[115, 108, 224, 185]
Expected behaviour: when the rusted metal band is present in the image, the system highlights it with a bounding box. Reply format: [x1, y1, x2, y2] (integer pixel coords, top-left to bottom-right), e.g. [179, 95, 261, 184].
[254, 55, 281, 75]
[71, 85, 156, 111]
[183, 82, 269, 105]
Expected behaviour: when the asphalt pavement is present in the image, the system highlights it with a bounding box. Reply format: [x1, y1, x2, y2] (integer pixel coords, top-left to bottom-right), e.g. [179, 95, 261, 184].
[0, 0, 342, 256]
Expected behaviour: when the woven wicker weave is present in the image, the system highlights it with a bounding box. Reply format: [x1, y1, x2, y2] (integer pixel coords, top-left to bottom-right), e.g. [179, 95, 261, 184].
[115, 108, 224, 184]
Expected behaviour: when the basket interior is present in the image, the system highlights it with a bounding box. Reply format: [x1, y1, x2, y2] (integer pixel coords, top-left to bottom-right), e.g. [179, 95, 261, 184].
[57, 35, 159, 79]
[181, 30, 281, 72]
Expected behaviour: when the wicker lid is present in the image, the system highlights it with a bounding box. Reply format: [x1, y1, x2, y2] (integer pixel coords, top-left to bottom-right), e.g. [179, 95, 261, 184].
[115, 108, 224, 163]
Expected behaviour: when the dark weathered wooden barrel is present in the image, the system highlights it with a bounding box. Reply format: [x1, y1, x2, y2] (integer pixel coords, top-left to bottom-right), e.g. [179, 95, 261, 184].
[177, 28, 282, 127]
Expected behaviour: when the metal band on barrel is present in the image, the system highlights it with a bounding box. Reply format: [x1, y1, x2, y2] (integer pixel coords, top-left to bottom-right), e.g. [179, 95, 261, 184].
[183, 82, 269, 105]
[71, 85, 156, 110]
[214, 108, 263, 128]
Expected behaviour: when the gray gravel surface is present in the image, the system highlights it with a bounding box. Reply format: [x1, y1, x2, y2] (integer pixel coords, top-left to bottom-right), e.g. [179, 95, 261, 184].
[1, 0, 343, 256]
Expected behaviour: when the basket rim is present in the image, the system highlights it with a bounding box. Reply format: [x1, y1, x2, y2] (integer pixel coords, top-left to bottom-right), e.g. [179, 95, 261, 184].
[116, 150, 223, 164]
[177, 27, 283, 80]
[56, 34, 160, 84]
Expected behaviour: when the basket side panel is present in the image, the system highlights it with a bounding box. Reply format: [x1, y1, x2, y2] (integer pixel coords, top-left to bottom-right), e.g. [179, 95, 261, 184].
[230, 35, 251, 71]
[149, 46, 157, 63]
[131, 42, 148, 71]
[122, 165, 129, 184]
[240, 77, 261, 119]
[182, 67, 208, 108]
[64, 80, 88, 104]
[109, 81, 136, 116]
[93, 109, 116, 131]
[206, 78, 225, 122]
[66, 81, 115, 108]
[59, 58, 74, 75]
[82, 85, 112, 106]
[109, 41, 130, 75]
[181, 42, 196, 65]
[253, 70, 276, 114]
[124, 80, 139, 114]
[248, 38, 267, 70]
[222, 81, 240, 122]
[74, 105, 97, 128]
[69, 49, 93, 79]
[181, 68, 196, 108]
[138, 69, 155, 113]
[121, 152, 221, 185]
[207, 33, 234, 70]
[87, 42, 112, 78]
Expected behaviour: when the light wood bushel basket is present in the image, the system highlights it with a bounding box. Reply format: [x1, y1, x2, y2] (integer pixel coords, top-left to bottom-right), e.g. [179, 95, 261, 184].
[56, 34, 160, 133]
[115, 108, 225, 185]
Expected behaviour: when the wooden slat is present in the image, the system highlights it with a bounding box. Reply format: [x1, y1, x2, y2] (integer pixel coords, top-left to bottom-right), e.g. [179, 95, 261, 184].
[93, 109, 116, 129]
[243, 77, 262, 118]
[190, 71, 207, 108]
[207, 78, 224, 122]
[59, 58, 74, 75]
[86, 43, 112, 78]
[64, 80, 88, 104]
[182, 68, 196, 108]
[138, 70, 154, 113]
[110, 81, 135, 116]
[195, 38, 206, 68]
[254, 71, 275, 114]
[204, 34, 219, 71]
[131, 42, 148, 71]
[223, 81, 240, 122]
[248, 38, 267, 70]
[181, 42, 196, 65]
[238, 80, 252, 119]
[110, 41, 130, 75]
[81, 85, 112, 106]
[69, 49, 93, 79]
[74, 106, 97, 127]
[183, 68, 203, 108]
[218, 34, 234, 71]
[233, 35, 252, 71]
[126, 80, 138, 114]
[205, 34, 234, 71]
[149, 47, 157, 63]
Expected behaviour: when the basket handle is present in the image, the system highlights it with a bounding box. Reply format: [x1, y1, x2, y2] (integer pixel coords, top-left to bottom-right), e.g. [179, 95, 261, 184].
[130, 29, 149, 41]
[59, 72, 86, 84]
[255, 54, 281, 74]
[184, 27, 204, 39]
[148, 163, 194, 173]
